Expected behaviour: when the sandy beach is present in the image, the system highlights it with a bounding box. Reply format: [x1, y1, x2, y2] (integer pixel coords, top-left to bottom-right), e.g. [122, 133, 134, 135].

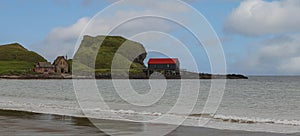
[1, 109, 299, 136]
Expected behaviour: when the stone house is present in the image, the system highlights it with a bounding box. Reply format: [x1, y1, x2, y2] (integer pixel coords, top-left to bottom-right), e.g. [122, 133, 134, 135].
[33, 62, 55, 74]
[53, 56, 69, 73]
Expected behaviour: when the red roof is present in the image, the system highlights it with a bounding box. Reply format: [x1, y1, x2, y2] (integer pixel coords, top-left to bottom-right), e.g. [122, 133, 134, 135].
[148, 58, 178, 65]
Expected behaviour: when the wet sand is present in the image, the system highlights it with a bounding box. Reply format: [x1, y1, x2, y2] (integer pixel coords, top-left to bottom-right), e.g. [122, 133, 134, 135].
[0, 110, 298, 136]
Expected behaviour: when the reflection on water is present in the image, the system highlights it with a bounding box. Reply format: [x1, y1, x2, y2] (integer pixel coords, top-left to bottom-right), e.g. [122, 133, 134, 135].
[0, 110, 107, 135]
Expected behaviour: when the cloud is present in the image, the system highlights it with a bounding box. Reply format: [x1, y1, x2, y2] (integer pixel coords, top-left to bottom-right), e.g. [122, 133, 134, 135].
[232, 34, 300, 75]
[33, 0, 191, 61]
[81, 0, 94, 6]
[32, 17, 90, 61]
[113, 0, 190, 13]
[52, 0, 106, 7]
[53, 0, 70, 5]
[131, 32, 199, 71]
[225, 0, 300, 36]
[46, 17, 90, 43]
[105, 0, 205, 4]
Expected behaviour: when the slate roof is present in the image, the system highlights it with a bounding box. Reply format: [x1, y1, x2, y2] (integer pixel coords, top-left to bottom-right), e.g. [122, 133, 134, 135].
[37, 62, 54, 68]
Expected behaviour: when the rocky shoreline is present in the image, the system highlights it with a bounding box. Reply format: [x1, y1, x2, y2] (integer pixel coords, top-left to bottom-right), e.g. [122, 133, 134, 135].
[0, 74, 73, 79]
[0, 72, 248, 79]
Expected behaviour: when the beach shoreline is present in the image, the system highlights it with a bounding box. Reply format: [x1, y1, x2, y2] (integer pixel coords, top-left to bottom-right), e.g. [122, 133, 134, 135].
[0, 109, 297, 136]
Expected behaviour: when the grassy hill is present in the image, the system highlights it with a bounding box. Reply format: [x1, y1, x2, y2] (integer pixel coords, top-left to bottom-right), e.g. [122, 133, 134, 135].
[0, 43, 47, 75]
[73, 35, 147, 75]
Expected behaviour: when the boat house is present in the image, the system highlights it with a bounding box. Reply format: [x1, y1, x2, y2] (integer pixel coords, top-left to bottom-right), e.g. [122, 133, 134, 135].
[147, 58, 180, 76]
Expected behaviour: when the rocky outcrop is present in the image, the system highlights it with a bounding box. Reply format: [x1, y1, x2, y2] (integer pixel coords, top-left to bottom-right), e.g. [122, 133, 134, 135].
[74, 35, 147, 72]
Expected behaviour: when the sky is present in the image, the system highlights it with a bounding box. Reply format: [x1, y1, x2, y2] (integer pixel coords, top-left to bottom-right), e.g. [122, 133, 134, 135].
[1, 0, 300, 75]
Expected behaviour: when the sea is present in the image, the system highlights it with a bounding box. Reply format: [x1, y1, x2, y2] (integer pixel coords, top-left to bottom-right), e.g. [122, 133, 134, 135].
[0, 76, 300, 135]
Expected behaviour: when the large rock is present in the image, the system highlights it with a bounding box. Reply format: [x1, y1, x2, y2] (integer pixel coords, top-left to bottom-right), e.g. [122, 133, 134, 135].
[74, 35, 147, 73]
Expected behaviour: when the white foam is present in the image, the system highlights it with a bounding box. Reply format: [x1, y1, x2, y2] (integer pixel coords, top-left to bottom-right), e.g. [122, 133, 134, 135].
[213, 114, 300, 126]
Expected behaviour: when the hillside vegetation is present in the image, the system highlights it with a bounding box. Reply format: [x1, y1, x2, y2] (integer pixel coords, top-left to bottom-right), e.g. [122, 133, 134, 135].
[0, 43, 46, 75]
[73, 35, 147, 75]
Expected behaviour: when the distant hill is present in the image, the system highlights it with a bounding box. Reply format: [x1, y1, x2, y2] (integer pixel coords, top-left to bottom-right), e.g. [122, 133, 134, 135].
[73, 35, 147, 76]
[0, 43, 47, 75]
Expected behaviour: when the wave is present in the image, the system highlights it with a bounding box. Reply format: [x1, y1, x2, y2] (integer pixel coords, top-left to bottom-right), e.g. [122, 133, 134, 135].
[92, 109, 163, 117]
[189, 113, 214, 118]
[1, 100, 300, 128]
[88, 109, 300, 126]
[213, 114, 300, 126]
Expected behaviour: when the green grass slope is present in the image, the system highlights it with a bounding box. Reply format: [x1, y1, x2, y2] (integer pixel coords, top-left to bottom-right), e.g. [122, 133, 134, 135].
[0, 43, 47, 75]
[74, 35, 147, 74]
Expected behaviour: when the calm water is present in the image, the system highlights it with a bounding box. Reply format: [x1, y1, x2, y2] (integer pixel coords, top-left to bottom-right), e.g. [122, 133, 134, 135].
[0, 77, 300, 133]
